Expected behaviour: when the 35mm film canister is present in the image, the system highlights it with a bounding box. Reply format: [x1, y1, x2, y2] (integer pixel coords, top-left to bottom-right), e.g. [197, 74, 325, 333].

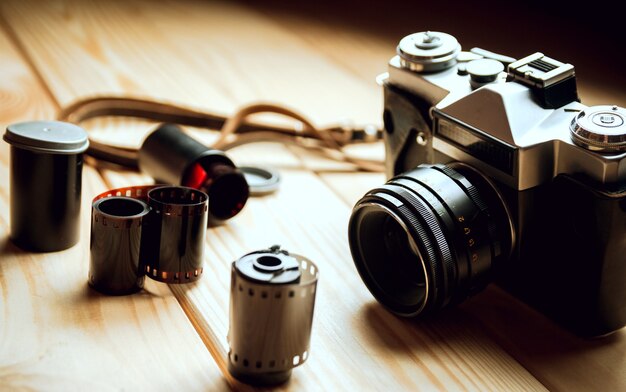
[89, 195, 150, 295]
[3, 121, 89, 252]
[228, 246, 319, 386]
[138, 124, 249, 222]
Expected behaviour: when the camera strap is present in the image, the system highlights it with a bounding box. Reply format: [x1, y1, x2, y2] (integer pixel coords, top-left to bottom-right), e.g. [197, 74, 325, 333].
[57, 96, 384, 171]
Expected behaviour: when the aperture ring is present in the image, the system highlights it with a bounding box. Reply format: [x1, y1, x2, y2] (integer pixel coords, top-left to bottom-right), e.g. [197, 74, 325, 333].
[428, 165, 497, 289]
[396, 165, 495, 298]
[390, 177, 475, 300]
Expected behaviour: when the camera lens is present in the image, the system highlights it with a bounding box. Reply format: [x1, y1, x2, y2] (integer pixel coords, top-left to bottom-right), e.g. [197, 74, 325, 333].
[348, 163, 513, 317]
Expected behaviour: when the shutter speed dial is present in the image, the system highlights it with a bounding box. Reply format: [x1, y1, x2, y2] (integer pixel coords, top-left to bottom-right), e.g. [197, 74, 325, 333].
[570, 105, 626, 152]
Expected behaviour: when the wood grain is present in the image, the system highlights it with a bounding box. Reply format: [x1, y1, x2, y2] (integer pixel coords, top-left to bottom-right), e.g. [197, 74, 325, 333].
[0, 0, 382, 129]
[1, 0, 623, 390]
[101, 166, 546, 391]
[0, 24, 228, 391]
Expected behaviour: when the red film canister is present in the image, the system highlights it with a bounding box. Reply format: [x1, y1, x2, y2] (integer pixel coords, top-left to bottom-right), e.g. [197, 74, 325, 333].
[138, 124, 249, 222]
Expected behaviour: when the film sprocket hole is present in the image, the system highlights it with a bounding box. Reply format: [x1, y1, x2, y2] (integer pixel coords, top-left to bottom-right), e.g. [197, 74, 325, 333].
[349, 30, 626, 337]
[89, 185, 209, 295]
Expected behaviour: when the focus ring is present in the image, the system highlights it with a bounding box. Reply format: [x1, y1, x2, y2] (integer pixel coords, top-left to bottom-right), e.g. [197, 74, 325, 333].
[361, 190, 443, 313]
[348, 163, 512, 318]
[384, 181, 459, 308]
[435, 164, 488, 211]
[380, 185, 455, 309]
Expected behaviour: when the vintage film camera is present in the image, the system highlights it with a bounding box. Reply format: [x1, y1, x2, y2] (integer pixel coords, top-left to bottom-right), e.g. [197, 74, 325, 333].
[348, 31, 626, 337]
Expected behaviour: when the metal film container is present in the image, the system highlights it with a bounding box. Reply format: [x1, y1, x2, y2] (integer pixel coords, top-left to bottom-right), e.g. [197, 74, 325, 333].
[228, 247, 319, 386]
[138, 124, 248, 222]
[3, 121, 89, 252]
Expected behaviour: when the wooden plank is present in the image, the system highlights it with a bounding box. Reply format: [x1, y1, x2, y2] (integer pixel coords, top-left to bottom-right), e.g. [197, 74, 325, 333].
[0, 0, 382, 128]
[101, 166, 546, 391]
[0, 0, 552, 389]
[0, 27, 227, 391]
[464, 286, 626, 391]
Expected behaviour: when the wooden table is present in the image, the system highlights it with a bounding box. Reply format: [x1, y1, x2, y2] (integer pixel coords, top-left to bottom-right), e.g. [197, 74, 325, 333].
[1, 1, 624, 390]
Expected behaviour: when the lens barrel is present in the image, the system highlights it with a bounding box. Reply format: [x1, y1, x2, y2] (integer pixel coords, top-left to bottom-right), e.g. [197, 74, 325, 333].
[348, 163, 512, 317]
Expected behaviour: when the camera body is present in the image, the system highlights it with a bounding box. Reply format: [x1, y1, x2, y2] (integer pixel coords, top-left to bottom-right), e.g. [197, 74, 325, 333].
[381, 31, 626, 337]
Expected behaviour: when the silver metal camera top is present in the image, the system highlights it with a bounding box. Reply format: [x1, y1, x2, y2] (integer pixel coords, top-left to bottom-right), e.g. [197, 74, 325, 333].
[570, 105, 626, 152]
[385, 31, 625, 191]
[508, 53, 574, 88]
[397, 31, 461, 73]
[466, 59, 505, 88]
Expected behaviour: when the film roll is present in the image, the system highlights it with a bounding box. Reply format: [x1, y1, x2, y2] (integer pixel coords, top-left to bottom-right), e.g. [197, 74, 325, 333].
[89, 194, 150, 295]
[228, 246, 319, 386]
[144, 186, 208, 283]
[88, 185, 208, 294]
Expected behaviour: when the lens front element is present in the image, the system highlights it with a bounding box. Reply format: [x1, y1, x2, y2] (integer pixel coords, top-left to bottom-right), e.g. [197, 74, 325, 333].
[348, 164, 512, 317]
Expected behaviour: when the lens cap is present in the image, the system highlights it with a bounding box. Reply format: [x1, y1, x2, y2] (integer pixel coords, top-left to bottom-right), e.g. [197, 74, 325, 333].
[240, 166, 280, 195]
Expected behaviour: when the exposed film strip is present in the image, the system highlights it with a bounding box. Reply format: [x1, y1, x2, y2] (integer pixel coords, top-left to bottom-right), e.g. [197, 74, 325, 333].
[143, 186, 208, 283]
[89, 195, 150, 295]
[88, 185, 208, 294]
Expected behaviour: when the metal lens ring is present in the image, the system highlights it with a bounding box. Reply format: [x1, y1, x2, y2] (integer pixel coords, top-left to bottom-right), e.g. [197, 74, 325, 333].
[397, 31, 461, 73]
[348, 163, 512, 317]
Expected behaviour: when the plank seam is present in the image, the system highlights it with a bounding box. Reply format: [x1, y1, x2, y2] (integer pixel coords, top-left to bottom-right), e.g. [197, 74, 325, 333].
[0, 13, 62, 112]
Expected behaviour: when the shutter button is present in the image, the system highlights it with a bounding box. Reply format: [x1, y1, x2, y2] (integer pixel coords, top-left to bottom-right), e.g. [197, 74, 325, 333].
[466, 58, 504, 88]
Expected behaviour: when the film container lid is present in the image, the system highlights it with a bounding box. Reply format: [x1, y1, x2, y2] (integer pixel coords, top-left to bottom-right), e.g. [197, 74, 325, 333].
[4, 121, 89, 154]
